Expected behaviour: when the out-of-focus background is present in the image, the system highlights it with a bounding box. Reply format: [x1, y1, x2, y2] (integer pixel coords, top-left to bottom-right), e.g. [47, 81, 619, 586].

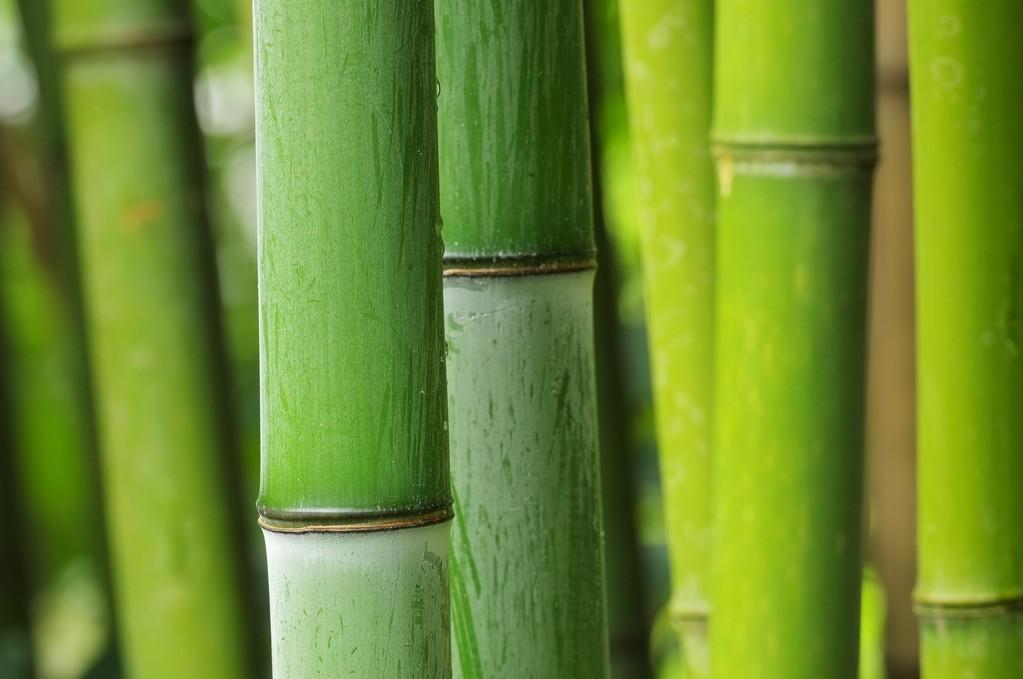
[0, 0, 916, 677]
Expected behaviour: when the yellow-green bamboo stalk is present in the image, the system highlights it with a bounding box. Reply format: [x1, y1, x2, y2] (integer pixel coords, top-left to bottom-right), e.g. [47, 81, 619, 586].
[710, 0, 876, 676]
[908, 2, 1023, 676]
[619, 1, 714, 675]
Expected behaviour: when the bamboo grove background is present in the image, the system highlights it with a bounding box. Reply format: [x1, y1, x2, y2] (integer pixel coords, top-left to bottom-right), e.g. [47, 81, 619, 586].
[0, 0, 1015, 677]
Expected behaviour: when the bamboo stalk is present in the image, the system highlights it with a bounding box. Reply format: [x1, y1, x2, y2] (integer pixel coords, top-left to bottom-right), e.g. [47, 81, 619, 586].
[594, 225, 649, 679]
[618, 1, 715, 675]
[50, 1, 257, 676]
[14, 0, 118, 657]
[254, 1, 451, 676]
[908, 2, 1023, 676]
[709, 1, 876, 677]
[435, 1, 610, 675]
[584, 1, 651, 674]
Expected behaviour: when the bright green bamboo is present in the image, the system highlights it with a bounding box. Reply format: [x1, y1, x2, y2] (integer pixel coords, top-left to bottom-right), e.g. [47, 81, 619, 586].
[908, 2, 1023, 677]
[436, 1, 609, 676]
[710, 1, 875, 677]
[254, 1, 451, 676]
[619, 2, 714, 675]
[51, 1, 256, 676]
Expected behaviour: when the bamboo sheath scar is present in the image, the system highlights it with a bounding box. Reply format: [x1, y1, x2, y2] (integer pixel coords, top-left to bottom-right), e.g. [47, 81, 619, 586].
[255, 1, 451, 677]
[52, 1, 256, 677]
[709, 1, 876, 678]
[908, 2, 1023, 677]
[436, 1, 610, 676]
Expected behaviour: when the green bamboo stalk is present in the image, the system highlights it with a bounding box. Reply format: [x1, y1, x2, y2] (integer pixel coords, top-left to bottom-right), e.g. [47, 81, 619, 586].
[709, 1, 875, 677]
[584, 0, 651, 675]
[908, 2, 1023, 676]
[618, 2, 715, 675]
[435, 1, 610, 676]
[50, 1, 257, 676]
[254, 1, 451, 676]
[13, 4, 119, 669]
[594, 224, 649, 679]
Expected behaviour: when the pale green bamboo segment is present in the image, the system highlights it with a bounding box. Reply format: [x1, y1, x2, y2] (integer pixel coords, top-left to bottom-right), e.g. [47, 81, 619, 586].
[711, 1, 875, 677]
[619, 1, 714, 675]
[56, 54, 250, 679]
[264, 525, 451, 678]
[444, 273, 609, 678]
[908, 1, 1023, 675]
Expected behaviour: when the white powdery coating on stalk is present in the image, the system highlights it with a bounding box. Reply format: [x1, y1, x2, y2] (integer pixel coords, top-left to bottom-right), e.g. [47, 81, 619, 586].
[263, 522, 451, 678]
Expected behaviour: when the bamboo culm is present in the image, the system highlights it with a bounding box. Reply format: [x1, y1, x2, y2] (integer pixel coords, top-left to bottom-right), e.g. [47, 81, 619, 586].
[14, 0, 117, 648]
[583, 0, 651, 673]
[908, 2, 1023, 676]
[435, 0, 610, 675]
[254, 1, 451, 676]
[51, 0, 257, 676]
[619, 1, 715, 675]
[709, 0, 876, 677]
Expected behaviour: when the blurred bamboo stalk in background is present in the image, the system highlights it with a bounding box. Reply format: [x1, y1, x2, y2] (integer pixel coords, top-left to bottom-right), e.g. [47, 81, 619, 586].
[50, 0, 257, 675]
[12, 3, 118, 671]
[255, 1, 452, 676]
[594, 204, 651, 679]
[709, 0, 876, 676]
[435, 1, 609, 675]
[909, 2, 1023, 677]
[619, 1, 715, 675]
[584, 0, 651, 675]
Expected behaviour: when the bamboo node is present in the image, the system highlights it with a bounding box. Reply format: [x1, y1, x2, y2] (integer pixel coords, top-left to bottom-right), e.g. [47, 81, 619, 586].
[58, 22, 195, 59]
[443, 253, 597, 277]
[712, 136, 878, 178]
[257, 504, 453, 534]
[914, 593, 1023, 621]
[670, 602, 710, 631]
